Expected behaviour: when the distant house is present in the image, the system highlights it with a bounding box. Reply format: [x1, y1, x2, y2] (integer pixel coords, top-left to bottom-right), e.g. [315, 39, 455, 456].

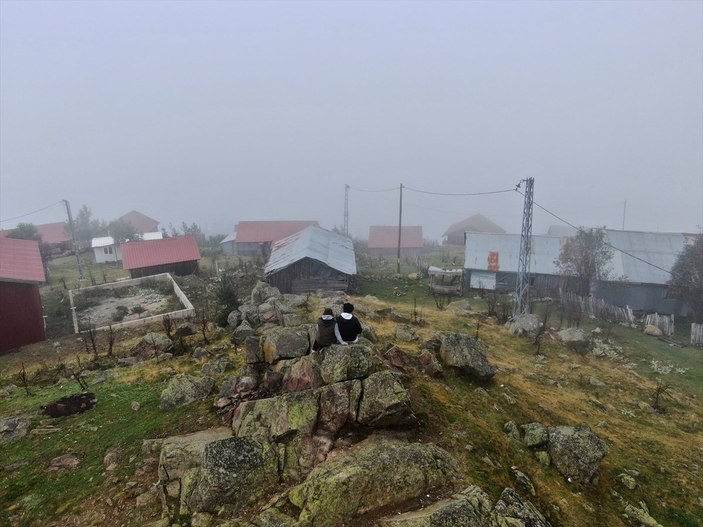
[0, 222, 72, 253]
[265, 225, 357, 294]
[92, 236, 122, 263]
[121, 236, 201, 278]
[119, 210, 159, 235]
[0, 237, 47, 354]
[219, 232, 237, 256]
[233, 220, 318, 256]
[464, 230, 691, 315]
[443, 214, 506, 245]
[367, 225, 423, 256]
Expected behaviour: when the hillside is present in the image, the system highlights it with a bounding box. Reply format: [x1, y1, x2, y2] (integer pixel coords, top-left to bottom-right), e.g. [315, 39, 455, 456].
[1, 271, 702, 527]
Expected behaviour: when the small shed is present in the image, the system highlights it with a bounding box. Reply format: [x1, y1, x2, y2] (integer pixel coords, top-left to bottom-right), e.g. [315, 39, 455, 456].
[233, 220, 318, 256]
[264, 225, 357, 294]
[219, 232, 236, 256]
[92, 236, 122, 263]
[121, 236, 201, 278]
[0, 237, 47, 354]
[367, 225, 423, 256]
[428, 266, 464, 297]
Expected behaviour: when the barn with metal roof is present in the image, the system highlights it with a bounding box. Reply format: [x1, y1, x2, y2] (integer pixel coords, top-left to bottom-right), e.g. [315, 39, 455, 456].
[264, 225, 356, 294]
[121, 236, 201, 278]
[232, 220, 318, 257]
[0, 237, 47, 353]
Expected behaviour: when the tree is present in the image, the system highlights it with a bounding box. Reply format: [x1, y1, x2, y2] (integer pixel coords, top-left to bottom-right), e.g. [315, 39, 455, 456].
[107, 218, 139, 243]
[69, 205, 106, 243]
[7, 222, 41, 241]
[556, 227, 613, 296]
[670, 233, 703, 323]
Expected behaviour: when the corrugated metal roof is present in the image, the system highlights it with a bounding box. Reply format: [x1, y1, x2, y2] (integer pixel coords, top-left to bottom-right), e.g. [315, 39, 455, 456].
[220, 232, 236, 244]
[264, 225, 357, 276]
[121, 236, 201, 270]
[92, 236, 115, 248]
[368, 226, 423, 249]
[142, 231, 163, 240]
[465, 230, 687, 285]
[443, 214, 506, 237]
[235, 221, 318, 243]
[0, 237, 46, 283]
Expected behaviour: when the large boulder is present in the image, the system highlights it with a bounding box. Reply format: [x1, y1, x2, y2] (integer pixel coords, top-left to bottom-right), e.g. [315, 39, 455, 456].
[506, 314, 540, 337]
[521, 422, 549, 448]
[231, 320, 256, 345]
[0, 416, 31, 444]
[319, 344, 378, 384]
[437, 333, 496, 381]
[317, 380, 362, 435]
[258, 302, 281, 325]
[142, 332, 173, 352]
[358, 371, 417, 427]
[263, 327, 310, 364]
[491, 487, 553, 526]
[395, 324, 419, 342]
[189, 437, 279, 513]
[547, 425, 609, 483]
[251, 282, 282, 305]
[226, 310, 241, 328]
[238, 304, 261, 327]
[201, 354, 235, 376]
[159, 374, 214, 410]
[288, 436, 458, 527]
[283, 355, 325, 393]
[557, 327, 591, 355]
[244, 336, 264, 364]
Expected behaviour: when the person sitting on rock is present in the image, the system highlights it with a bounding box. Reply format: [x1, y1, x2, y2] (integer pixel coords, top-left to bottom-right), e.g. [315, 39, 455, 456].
[337, 302, 363, 344]
[313, 307, 344, 350]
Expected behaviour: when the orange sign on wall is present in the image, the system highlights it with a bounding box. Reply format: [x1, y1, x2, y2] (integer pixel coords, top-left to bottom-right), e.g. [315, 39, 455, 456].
[487, 251, 500, 271]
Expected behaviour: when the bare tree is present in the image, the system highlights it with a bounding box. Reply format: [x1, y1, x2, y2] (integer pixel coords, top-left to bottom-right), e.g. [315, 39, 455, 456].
[106, 323, 115, 357]
[556, 227, 613, 296]
[533, 302, 554, 354]
[651, 379, 675, 413]
[17, 363, 32, 396]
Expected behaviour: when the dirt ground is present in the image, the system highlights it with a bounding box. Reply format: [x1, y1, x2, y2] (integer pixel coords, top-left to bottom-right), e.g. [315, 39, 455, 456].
[75, 286, 177, 328]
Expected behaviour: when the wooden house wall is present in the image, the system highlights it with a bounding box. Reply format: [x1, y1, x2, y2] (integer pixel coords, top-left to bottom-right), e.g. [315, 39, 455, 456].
[129, 260, 199, 279]
[0, 282, 45, 354]
[267, 258, 350, 294]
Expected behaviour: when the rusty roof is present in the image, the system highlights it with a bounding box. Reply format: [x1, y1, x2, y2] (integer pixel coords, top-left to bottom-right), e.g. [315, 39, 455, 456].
[443, 214, 506, 237]
[368, 226, 423, 249]
[119, 210, 159, 234]
[235, 221, 318, 243]
[121, 236, 201, 270]
[0, 237, 46, 284]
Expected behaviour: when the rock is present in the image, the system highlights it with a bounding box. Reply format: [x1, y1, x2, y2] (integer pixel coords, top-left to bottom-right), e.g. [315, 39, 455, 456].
[317, 380, 362, 434]
[506, 314, 540, 337]
[0, 384, 18, 398]
[358, 371, 417, 427]
[282, 294, 308, 308]
[283, 355, 324, 393]
[644, 324, 663, 337]
[192, 347, 212, 361]
[251, 281, 282, 305]
[521, 423, 549, 448]
[288, 436, 458, 527]
[492, 487, 553, 526]
[48, 453, 80, 471]
[231, 320, 256, 345]
[361, 324, 378, 343]
[437, 332, 496, 381]
[589, 376, 605, 387]
[244, 336, 264, 364]
[511, 467, 536, 496]
[395, 323, 419, 342]
[258, 302, 281, 325]
[131, 401, 140, 411]
[118, 357, 139, 367]
[618, 473, 637, 490]
[547, 425, 609, 483]
[624, 502, 663, 527]
[503, 421, 520, 441]
[0, 416, 31, 444]
[557, 327, 591, 355]
[238, 304, 261, 327]
[384, 346, 414, 372]
[159, 374, 214, 410]
[535, 451, 550, 466]
[263, 327, 310, 363]
[418, 350, 443, 376]
[190, 437, 279, 513]
[227, 309, 241, 328]
[201, 354, 235, 376]
[282, 314, 303, 327]
[142, 332, 173, 352]
[136, 486, 160, 508]
[320, 344, 377, 384]
[447, 299, 473, 316]
[176, 322, 197, 336]
[474, 387, 489, 397]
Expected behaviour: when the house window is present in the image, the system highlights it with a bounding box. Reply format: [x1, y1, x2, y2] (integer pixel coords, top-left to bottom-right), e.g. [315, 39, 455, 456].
[104, 247, 113, 255]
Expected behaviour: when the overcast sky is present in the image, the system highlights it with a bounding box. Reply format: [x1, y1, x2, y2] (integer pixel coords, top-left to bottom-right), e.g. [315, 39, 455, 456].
[1, 0, 702, 240]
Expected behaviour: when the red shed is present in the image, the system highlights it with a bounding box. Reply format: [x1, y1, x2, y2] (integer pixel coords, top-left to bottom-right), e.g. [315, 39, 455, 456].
[0, 237, 47, 354]
[121, 236, 201, 278]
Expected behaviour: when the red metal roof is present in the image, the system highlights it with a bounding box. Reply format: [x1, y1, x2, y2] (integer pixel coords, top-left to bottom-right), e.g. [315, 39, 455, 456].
[368, 226, 424, 249]
[235, 221, 318, 243]
[121, 236, 201, 270]
[119, 210, 159, 234]
[0, 237, 46, 283]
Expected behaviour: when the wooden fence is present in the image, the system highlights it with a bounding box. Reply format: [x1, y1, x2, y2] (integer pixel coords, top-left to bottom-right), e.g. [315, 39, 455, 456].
[644, 313, 675, 338]
[559, 291, 635, 325]
[692, 323, 703, 346]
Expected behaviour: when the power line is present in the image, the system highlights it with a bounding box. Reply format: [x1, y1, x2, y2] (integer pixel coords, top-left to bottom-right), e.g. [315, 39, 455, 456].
[520, 191, 673, 275]
[348, 185, 400, 193]
[404, 186, 516, 196]
[0, 200, 64, 224]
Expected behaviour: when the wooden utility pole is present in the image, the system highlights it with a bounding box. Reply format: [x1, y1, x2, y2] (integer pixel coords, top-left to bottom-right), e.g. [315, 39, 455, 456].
[63, 199, 83, 279]
[396, 183, 403, 275]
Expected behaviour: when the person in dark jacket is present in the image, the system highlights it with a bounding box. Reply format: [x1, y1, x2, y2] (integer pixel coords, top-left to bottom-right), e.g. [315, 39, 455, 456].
[313, 308, 344, 350]
[337, 302, 363, 344]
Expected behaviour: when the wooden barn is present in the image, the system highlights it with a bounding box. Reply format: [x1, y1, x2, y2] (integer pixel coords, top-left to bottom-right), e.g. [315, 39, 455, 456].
[367, 225, 423, 256]
[119, 210, 160, 234]
[442, 214, 506, 245]
[121, 236, 201, 278]
[0, 237, 47, 354]
[264, 225, 356, 294]
[231, 220, 318, 256]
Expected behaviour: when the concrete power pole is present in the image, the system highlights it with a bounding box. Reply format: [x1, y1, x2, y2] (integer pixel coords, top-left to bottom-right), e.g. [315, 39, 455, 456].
[63, 199, 84, 279]
[515, 178, 534, 316]
[396, 183, 403, 275]
[344, 184, 349, 236]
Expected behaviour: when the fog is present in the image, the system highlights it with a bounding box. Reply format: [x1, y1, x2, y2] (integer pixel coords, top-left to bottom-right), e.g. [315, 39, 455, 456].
[1, 0, 702, 241]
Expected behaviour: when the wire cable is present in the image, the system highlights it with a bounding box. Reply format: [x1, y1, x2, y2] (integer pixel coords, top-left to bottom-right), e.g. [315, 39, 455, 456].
[348, 185, 400, 193]
[0, 200, 64, 224]
[404, 185, 516, 196]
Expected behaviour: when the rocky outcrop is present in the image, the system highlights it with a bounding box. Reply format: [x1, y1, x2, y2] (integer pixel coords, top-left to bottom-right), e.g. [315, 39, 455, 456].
[435, 332, 496, 381]
[262, 327, 310, 364]
[251, 281, 282, 305]
[159, 374, 214, 410]
[319, 344, 379, 384]
[547, 425, 609, 483]
[288, 435, 458, 527]
[358, 371, 416, 427]
[231, 320, 256, 345]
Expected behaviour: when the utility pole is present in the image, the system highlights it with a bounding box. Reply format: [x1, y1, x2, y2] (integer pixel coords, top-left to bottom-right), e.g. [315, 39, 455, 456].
[396, 183, 403, 275]
[344, 184, 349, 236]
[515, 177, 534, 316]
[63, 199, 83, 279]
[621, 200, 627, 230]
